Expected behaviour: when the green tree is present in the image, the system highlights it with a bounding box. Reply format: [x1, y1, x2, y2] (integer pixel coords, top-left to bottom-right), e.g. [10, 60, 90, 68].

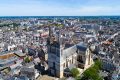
[80, 67, 102, 80]
[70, 68, 80, 78]
[24, 56, 30, 63]
[78, 59, 103, 80]
[94, 59, 102, 70]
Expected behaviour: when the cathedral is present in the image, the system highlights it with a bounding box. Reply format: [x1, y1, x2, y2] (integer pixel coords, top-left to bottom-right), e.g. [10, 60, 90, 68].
[47, 28, 93, 78]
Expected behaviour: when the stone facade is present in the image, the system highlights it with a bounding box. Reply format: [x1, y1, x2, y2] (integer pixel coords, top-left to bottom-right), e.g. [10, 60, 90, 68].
[47, 29, 93, 78]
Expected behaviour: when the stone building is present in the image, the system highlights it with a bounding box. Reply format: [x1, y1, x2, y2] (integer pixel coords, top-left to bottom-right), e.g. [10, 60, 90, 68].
[47, 28, 93, 78]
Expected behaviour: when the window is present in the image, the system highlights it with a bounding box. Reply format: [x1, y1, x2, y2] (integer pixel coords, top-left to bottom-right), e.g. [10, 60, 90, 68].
[88, 54, 91, 65]
[66, 61, 68, 67]
[56, 49, 60, 57]
[50, 47, 56, 54]
[63, 63, 66, 68]
[53, 62, 55, 69]
[70, 60, 71, 64]
[78, 55, 83, 63]
[72, 57, 73, 64]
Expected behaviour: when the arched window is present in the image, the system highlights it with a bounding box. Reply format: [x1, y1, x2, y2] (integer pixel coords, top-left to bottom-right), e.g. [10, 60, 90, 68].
[51, 47, 56, 54]
[78, 55, 83, 63]
[88, 53, 91, 65]
[56, 48, 60, 57]
[63, 63, 66, 68]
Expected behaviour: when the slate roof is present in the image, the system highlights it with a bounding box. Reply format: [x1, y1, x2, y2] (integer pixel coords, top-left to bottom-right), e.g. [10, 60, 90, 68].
[20, 67, 34, 73]
[64, 68, 70, 72]
[14, 50, 26, 57]
[62, 42, 87, 59]
[77, 42, 87, 52]
[77, 45, 87, 52]
[62, 45, 77, 59]
[64, 43, 74, 49]
[9, 76, 29, 80]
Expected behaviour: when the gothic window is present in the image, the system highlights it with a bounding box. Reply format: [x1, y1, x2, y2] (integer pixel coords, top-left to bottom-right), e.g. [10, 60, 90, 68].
[78, 55, 83, 63]
[63, 63, 66, 68]
[50, 47, 56, 54]
[53, 62, 55, 69]
[72, 57, 73, 64]
[56, 49, 60, 57]
[50, 46, 51, 52]
[88, 54, 91, 65]
[70, 60, 72, 64]
[61, 50, 63, 56]
[66, 60, 68, 67]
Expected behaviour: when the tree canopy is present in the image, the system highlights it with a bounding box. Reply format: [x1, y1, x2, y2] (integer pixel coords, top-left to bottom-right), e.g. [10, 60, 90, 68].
[24, 56, 30, 63]
[70, 68, 80, 78]
[78, 59, 103, 80]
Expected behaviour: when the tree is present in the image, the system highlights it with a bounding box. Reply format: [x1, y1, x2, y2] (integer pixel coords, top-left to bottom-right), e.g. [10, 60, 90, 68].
[94, 59, 102, 70]
[70, 68, 80, 78]
[79, 59, 103, 80]
[80, 67, 102, 80]
[24, 56, 30, 63]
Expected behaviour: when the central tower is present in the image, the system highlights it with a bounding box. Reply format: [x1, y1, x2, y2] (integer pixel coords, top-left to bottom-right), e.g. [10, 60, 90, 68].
[47, 27, 64, 78]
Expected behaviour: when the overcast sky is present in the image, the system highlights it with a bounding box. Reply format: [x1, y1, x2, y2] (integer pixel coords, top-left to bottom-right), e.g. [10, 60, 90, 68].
[0, 0, 120, 16]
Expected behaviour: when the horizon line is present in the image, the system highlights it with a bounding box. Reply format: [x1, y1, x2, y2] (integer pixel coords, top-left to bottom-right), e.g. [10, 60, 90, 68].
[0, 15, 120, 17]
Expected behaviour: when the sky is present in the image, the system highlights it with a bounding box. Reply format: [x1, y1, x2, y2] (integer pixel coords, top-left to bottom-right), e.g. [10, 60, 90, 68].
[0, 0, 120, 16]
